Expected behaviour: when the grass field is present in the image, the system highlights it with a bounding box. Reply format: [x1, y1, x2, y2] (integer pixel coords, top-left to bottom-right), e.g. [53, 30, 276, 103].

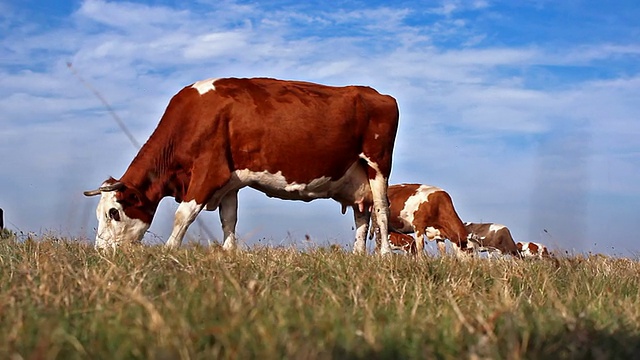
[1, 233, 639, 359]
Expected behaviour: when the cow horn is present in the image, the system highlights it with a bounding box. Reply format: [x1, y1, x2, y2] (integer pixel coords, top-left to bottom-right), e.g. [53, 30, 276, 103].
[83, 181, 125, 197]
[99, 182, 125, 192]
[83, 189, 102, 197]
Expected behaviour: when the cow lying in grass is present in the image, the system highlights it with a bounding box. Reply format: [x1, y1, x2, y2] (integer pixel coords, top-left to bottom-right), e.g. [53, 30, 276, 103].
[464, 222, 520, 257]
[387, 232, 417, 254]
[517, 241, 551, 258]
[465, 223, 552, 258]
[382, 214, 553, 258]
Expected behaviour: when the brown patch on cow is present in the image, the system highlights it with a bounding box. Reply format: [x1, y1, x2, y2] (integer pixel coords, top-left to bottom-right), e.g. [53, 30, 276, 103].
[528, 242, 540, 254]
[211, 78, 398, 182]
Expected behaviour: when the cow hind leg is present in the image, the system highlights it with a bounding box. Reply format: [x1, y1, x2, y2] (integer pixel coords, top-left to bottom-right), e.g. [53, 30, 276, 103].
[165, 200, 204, 249]
[219, 190, 239, 251]
[369, 210, 382, 253]
[367, 168, 392, 255]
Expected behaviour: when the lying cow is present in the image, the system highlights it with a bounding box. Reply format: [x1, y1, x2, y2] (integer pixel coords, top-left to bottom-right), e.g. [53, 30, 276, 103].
[373, 183, 469, 255]
[517, 241, 551, 258]
[464, 222, 520, 257]
[84, 77, 399, 253]
[388, 232, 417, 254]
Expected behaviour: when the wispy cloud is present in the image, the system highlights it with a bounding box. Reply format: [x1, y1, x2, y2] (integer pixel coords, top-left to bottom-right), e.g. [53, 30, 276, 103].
[76, 0, 191, 29]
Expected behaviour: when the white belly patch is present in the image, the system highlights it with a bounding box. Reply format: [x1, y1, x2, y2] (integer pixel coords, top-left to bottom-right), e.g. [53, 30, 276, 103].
[204, 162, 371, 212]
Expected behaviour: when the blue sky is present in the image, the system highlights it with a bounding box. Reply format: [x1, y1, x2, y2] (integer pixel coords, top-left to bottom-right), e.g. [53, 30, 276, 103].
[1, 0, 639, 256]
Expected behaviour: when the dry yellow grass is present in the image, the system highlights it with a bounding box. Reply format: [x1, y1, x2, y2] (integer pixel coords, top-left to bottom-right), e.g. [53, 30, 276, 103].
[0, 235, 639, 359]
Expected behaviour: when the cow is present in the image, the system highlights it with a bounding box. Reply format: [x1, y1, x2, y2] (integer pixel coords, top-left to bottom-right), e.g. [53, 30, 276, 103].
[373, 184, 469, 255]
[388, 232, 417, 254]
[517, 241, 551, 258]
[84, 77, 399, 253]
[464, 222, 520, 257]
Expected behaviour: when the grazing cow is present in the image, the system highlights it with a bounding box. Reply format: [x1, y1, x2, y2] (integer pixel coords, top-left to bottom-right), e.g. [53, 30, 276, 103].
[517, 241, 550, 258]
[374, 184, 469, 255]
[84, 77, 399, 253]
[464, 222, 520, 257]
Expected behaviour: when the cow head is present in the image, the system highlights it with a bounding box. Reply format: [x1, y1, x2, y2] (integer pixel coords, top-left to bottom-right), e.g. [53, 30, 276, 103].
[83, 178, 153, 249]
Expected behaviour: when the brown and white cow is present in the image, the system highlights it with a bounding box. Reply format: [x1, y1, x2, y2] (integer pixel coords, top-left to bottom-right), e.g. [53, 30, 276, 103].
[374, 184, 469, 255]
[388, 232, 417, 254]
[84, 77, 399, 253]
[464, 222, 520, 257]
[517, 241, 550, 258]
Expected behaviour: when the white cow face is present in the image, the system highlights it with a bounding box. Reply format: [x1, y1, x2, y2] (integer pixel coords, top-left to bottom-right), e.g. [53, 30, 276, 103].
[85, 181, 151, 250]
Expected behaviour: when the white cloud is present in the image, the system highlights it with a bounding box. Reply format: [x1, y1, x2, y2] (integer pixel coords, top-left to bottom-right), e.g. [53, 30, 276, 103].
[183, 31, 251, 59]
[76, 0, 191, 29]
[328, 7, 413, 30]
[547, 44, 640, 65]
[472, 0, 490, 9]
[428, 2, 459, 17]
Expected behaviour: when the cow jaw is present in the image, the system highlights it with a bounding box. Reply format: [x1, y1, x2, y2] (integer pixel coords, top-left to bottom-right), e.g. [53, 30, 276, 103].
[94, 191, 150, 249]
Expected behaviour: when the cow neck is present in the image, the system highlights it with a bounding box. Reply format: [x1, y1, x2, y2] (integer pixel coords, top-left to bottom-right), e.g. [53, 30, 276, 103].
[120, 138, 190, 211]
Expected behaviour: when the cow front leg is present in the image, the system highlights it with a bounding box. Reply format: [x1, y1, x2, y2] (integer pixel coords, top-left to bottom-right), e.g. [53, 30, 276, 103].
[353, 206, 370, 254]
[219, 190, 239, 251]
[436, 239, 447, 255]
[414, 230, 427, 256]
[452, 242, 472, 259]
[165, 200, 204, 249]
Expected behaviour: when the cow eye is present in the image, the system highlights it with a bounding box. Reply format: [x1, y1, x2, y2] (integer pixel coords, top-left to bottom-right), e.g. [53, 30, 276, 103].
[108, 208, 121, 222]
[129, 192, 139, 204]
